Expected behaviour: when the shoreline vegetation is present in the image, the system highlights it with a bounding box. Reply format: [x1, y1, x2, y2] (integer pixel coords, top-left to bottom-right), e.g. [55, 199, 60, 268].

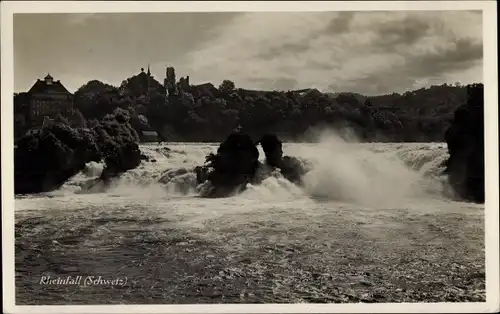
[15, 69, 478, 143]
[13, 71, 484, 202]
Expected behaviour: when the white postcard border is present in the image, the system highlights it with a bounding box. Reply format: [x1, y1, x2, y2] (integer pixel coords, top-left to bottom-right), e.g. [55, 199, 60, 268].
[2, 1, 498, 313]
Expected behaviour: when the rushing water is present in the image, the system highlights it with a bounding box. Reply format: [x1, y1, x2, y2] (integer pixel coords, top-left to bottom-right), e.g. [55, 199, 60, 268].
[15, 133, 485, 304]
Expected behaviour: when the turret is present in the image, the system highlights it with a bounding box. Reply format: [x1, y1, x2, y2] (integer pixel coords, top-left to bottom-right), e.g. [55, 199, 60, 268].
[44, 73, 53, 85]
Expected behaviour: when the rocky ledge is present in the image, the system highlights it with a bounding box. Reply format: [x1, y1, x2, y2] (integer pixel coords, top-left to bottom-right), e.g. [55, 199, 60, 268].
[444, 83, 484, 203]
[15, 108, 142, 194]
[195, 131, 311, 197]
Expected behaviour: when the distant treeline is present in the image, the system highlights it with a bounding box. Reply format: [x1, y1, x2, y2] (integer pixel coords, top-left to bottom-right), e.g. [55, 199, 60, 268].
[15, 70, 481, 142]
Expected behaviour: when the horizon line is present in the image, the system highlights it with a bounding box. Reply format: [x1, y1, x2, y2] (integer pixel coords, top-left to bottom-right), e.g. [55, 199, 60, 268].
[13, 71, 481, 98]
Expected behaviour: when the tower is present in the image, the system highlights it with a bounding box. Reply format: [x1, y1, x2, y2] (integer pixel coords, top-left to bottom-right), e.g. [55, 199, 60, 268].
[165, 66, 177, 96]
[44, 73, 54, 85]
[147, 64, 151, 76]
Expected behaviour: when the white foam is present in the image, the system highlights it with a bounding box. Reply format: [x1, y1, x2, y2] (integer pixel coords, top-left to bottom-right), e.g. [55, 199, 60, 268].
[27, 137, 453, 206]
[286, 130, 449, 206]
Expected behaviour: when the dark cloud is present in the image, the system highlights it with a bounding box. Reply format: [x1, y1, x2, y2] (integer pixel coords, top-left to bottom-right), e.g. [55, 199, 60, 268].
[319, 11, 482, 94]
[323, 12, 355, 34]
[256, 42, 312, 60]
[14, 12, 239, 91]
[376, 15, 432, 46]
[405, 37, 483, 80]
[14, 11, 483, 95]
[325, 35, 482, 95]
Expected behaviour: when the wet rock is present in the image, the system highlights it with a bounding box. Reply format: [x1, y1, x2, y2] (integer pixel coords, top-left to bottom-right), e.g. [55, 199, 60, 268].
[444, 84, 484, 203]
[14, 109, 143, 194]
[196, 132, 260, 197]
[194, 132, 311, 197]
[194, 165, 210, 184]
[258, 134, 284, 167]
[158, 168, 190, 185]
[257, 133, 311, 185]
[14, 123, 101, 194]
[78, 177, 110, 193]
[96, 110, 142, 181]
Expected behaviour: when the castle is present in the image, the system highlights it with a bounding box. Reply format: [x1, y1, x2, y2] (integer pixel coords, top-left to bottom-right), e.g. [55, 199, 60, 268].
[14, 74, 74, 130]
[132, 65, 195, 97]
[14, 65, 214, 134]
[164, 66, 190, 96]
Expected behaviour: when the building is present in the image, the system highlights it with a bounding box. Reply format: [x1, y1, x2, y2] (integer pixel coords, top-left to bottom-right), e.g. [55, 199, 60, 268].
[15, 74, 74, 127]
[141, 65, 163, 96]
[122, 66, 164, 100]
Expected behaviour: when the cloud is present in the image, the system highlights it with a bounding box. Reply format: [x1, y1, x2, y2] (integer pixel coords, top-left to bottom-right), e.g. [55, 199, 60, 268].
[14, 12, 240, 91]
[183, 11, 483, 95]
[375, 14, 432, 47]
[14, 11, 483, 95]
[322, 11, 355, 34]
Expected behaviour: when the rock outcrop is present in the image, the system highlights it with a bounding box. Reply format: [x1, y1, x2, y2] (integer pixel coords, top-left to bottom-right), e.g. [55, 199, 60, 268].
[195, 132, 311, 197]
[95, 110, 142, 181]
[15, 124, 101, 194]
[258, 134, 311, 185]
[14, 109, 142, 194]
[444, 84, 484, 203]
[195, 132, 261, 197]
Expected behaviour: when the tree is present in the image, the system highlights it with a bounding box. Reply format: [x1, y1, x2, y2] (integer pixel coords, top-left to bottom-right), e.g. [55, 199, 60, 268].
[74, 80, 120, 119]
[69, 110, 87, 128]
[54, 114, 71, 126]
[38, 71, 474, 143]
[219, 80, 236, 94]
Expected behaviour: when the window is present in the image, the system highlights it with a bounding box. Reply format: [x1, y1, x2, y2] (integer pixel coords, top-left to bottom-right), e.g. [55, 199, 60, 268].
[32, 101, 39, 115]
[37, 101, 43, 115]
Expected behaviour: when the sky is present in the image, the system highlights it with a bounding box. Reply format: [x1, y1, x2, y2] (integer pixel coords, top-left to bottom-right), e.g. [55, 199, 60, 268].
[13, 11, 483, 95]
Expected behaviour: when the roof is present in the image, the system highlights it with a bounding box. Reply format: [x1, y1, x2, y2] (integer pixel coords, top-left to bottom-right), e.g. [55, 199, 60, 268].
[27, 79, 72, 95]
[127, 72, 163, 90]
